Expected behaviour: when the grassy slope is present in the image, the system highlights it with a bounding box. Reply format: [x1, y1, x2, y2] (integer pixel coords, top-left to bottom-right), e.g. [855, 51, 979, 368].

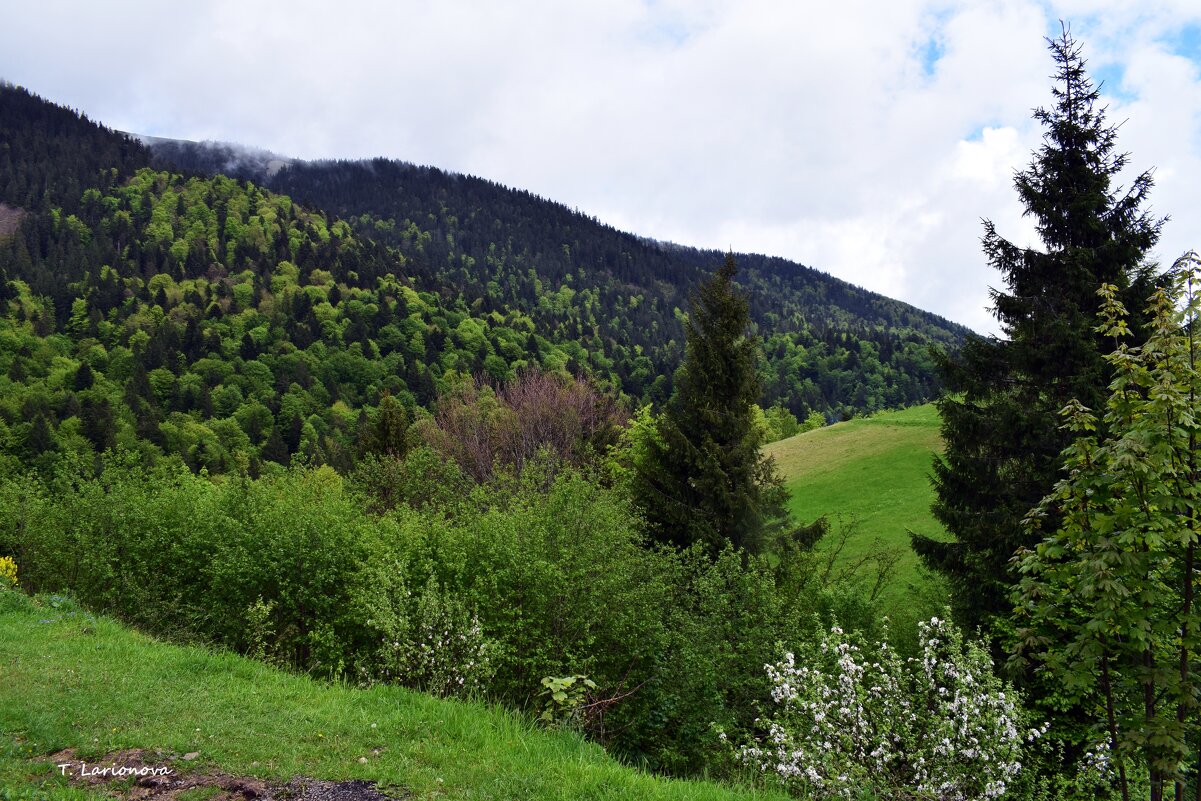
[765, 404, 948, 612]
[0, 591, 786, 801]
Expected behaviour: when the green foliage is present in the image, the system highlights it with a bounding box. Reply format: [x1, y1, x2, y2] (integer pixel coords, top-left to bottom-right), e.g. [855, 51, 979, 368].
[0, 80, 989, 795]
[150, 115, 965, 420]
[914, 30, 1163, 638]
[244, 595, 278, 665]
[0, 591, 792, 801]
[1013, 258, 1201, 799]
[757, 403, 810, 444]
[358, 391, 411, 458]
[801, 409, 826, 432]
[643, 545, 812, 776]
[0, 84, 965, 482]
[538, 675, 598, 730]
[349, 447, 471, 514]
[369, 574, 500, 699]
[633, 255, 795, 555]
[428, 470, 671, 731]
[1, 457, 369, 673]
[0, 84, 149, 215]
[0, 450, 850, 778]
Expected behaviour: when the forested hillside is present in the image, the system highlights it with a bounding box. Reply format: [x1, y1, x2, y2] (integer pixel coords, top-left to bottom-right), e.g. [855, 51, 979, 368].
[149, 137, 969, 416]
[0, 83, 966, 475]
[0, 86, 621, 473]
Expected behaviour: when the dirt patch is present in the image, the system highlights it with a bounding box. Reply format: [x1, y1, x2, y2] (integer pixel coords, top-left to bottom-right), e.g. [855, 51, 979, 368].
[283, 779, 400, 801]
[0, 202, 25, 238]
[45, 748, 405, 800]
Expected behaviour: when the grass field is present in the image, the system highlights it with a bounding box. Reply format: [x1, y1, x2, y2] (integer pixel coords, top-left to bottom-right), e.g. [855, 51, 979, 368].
[765, 404, 948, 613]
[0, 589, 788, 801]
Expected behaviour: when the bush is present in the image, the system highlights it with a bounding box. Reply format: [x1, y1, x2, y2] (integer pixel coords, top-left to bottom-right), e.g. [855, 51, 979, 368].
[424, 470, 671, 717]
[419, 370, 626, 482]
[633, 546, 809, 775]
[0, 452, 231, 635]
[348, 446, 471, 514]
[0, 555, 17, 588]
[203, 466, 381, 674]
[0, 446, 902, 783]
[738, 616, 1041, 800]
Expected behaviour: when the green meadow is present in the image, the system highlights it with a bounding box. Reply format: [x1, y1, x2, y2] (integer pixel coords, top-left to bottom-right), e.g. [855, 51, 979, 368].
[0, 590, 786, 801]
[765, 404, 948, 612]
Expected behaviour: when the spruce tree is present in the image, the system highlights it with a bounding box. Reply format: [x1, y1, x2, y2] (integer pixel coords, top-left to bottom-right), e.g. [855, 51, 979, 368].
[634, 253, 792, 555]
[261, 425, 289, 466]
[359, 391, 411, 459]
[912, 29, 1163, 634]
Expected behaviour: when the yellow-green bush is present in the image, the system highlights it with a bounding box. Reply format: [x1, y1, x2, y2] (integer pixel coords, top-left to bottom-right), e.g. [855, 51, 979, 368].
[0, 555, 17, 587]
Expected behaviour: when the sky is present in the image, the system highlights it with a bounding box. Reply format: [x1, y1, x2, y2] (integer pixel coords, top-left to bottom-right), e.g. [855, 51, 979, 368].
[2, 1, 1200, 334]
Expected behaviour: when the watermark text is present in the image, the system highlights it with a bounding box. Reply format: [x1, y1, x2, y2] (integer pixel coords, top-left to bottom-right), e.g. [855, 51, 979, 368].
[57, 761, 174, 778]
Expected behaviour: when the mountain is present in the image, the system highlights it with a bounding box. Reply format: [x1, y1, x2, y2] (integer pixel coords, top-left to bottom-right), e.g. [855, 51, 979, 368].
[0, 83, 966, 475]
[147, 137, 970, 415]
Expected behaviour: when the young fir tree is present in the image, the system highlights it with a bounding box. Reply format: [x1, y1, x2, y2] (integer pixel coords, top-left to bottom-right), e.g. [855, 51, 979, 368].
[634, 253, 793, 555]
[911, 29, 1163, 635]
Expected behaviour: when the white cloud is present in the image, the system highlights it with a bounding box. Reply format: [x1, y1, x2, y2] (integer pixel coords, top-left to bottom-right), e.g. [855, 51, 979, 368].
[1, 1, 1199, 334]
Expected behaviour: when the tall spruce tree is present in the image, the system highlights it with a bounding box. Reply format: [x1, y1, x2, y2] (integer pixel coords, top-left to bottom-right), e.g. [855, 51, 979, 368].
[911, 29, 1163, 634]
[634, 253, 793, 555]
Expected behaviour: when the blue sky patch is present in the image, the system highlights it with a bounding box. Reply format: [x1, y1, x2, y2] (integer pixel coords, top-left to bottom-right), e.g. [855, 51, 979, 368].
[1162, 24, 1201, 65]
[1092, 62, 1135, 103]
[920, 33, 945, 78]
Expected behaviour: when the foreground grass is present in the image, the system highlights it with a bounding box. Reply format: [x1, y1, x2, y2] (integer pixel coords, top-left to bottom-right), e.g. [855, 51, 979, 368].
[0, 590, 788, 801]
[765, 404, 948, 612]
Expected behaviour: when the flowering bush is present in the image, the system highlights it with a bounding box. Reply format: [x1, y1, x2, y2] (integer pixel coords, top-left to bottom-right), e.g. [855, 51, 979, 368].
[737, 617, 1042, 800]
[0, 556, 17, 588]
[373, 575, 498, 698]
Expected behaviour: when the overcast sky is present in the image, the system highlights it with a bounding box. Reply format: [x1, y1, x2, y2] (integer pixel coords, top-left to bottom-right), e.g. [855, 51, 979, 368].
[2, 1, 1200, 333]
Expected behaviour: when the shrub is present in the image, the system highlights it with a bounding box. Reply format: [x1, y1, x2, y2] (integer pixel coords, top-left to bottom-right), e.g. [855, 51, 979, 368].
[738, 616, 1041, 800]
[430, 471, 670, 711]
[0, 555, 17, 588]
[0, 447, 900, 784]
[538, 675, 598, 730]
[419, 370, 626, 482]
[368, 574, 499, 699]
[629, 546, 809, 775]
[204, 466, 378, 674]
[348, 446, 471, 515]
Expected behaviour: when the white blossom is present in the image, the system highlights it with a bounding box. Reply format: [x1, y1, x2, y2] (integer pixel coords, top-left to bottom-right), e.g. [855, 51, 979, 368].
[736, 616, 1038, 800]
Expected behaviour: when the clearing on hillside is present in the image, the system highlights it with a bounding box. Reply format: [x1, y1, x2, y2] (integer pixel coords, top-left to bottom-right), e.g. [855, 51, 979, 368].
[765, 404, 949, 612]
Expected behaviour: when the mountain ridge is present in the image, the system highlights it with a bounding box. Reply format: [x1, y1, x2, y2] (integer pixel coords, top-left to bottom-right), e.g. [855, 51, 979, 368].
[145, 134, 968, 335]
[0, 82, 968, 476]
[144, 133, 967, 417]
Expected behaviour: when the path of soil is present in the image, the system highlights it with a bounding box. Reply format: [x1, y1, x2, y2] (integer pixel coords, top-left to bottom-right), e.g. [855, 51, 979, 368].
[43, 748, 407, 800]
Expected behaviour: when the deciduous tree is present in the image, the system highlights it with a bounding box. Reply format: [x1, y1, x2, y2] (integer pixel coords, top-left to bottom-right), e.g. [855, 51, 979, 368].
[1013, 257, 1201, 801]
